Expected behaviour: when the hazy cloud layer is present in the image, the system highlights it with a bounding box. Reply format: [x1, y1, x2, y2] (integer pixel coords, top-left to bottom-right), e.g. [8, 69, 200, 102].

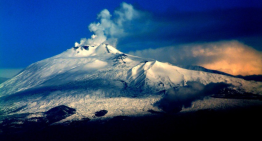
[116, 7, 262, 51]
[154, 81, 230, 113]
[129, 41, 262, 76]
[78, 2, 262, 51]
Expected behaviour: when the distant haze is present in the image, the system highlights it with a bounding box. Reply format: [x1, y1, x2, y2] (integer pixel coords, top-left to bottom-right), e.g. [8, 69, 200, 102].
[129, 41, 262, 76]
[0, 68, 23, 78]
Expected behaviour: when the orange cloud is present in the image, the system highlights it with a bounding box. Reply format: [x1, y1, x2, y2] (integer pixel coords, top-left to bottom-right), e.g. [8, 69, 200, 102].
[129, 40, 262, 76]
[190, 41, 262, 76]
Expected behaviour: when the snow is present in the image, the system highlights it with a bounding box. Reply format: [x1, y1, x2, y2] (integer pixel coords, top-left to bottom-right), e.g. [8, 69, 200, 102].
[0, 43, 262, 123]
[26, 113, 45, 119]
[147, 61, 184, 85]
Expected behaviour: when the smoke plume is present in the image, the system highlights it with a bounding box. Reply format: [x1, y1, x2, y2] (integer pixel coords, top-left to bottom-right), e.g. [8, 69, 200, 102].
[75, 2, 141, 47]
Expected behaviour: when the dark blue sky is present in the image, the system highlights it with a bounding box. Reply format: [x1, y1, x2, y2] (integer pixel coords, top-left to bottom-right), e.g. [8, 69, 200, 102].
[1, 0, 262, 68]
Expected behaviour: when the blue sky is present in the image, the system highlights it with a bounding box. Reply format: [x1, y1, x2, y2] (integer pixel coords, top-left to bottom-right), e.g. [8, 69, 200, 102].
[1, 0, 262, 76]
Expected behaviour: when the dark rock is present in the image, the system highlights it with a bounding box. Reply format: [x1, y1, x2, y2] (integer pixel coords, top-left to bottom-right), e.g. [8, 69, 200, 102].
[236, 75, 262, 82]
[94, 110, 108, 117]
[196, 109, 215, 115]
[83, 46, 89, 50]
[45, 105, 76, 123]
[67, 118, 90, 126]
[147, 109, 165, 115]
[113, 54, 127, 65]
[110, 116, 131, 122]
[1, 118, 24, 128]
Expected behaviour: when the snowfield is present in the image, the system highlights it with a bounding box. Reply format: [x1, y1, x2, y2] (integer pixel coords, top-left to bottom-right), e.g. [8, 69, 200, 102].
[0, 44, 262, 123]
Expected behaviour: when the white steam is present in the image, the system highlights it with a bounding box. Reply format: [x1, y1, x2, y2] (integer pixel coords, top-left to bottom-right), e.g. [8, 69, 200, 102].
[75, 2, 140, 47]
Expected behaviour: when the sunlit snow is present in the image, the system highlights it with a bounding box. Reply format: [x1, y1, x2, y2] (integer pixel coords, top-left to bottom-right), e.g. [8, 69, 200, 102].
[0, 43, 261, 122]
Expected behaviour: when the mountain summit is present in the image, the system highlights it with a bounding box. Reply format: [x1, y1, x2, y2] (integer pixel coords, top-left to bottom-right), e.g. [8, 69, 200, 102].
[58, 44, 122, 57]
[0, 44, 262, 123]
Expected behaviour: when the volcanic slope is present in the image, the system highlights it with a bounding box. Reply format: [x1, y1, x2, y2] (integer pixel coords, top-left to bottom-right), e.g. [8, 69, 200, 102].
[0, 44, 261, 121]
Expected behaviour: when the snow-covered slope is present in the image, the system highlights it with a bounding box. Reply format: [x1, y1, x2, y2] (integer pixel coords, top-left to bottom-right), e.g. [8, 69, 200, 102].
[0, 44, 262, 122]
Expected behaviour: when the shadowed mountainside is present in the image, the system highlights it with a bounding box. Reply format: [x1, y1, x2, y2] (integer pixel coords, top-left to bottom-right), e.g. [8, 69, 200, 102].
[1, 104, 262, 140]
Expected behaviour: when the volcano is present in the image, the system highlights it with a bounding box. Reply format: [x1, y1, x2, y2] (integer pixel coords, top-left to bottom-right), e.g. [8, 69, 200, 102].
[1, 44, 262, 139]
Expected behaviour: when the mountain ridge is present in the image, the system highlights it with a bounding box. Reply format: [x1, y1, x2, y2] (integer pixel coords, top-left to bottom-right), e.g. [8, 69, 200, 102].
[182, 65, 262, 82]
[0, 43, 262, 123]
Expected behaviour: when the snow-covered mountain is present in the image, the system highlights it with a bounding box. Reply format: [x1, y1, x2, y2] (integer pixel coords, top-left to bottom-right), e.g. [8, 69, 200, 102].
[0, 44, 262, 123]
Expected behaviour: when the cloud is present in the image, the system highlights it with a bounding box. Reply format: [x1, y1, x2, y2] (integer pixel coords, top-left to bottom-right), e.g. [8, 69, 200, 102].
[75, 3, 262, 51]
[129, 40, 262, 76]
[115, 7, 262, 51]
[75, 2, 262, 51]
[154, 81, 231, 113]
[74, 3, 262, 76]
[75, 2, 142, 47]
